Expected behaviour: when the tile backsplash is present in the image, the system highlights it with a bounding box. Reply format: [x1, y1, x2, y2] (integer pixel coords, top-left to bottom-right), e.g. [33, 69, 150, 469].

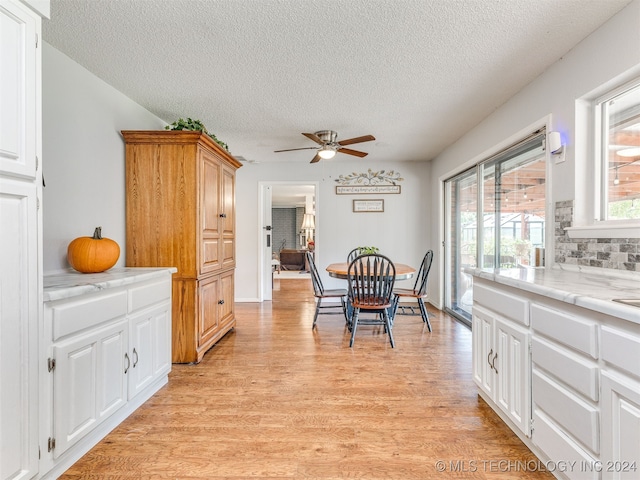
[555, 200, 640, 272]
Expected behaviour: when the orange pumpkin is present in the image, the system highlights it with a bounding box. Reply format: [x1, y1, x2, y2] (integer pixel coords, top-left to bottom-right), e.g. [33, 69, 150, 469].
[67, 227, 120, 273]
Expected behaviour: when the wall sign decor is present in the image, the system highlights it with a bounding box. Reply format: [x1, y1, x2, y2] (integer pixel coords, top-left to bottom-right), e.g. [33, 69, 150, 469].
[353, 199, 384, 212]
[335, 168, 403, 194]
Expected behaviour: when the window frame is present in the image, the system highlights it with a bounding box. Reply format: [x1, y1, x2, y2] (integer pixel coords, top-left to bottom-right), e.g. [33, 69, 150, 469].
[568, 74, 640, 239]
[596, 77, 640, 222]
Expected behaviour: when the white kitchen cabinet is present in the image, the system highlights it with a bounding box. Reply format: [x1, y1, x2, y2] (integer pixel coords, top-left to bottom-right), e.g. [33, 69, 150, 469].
[52, 319, 128, 458]
[40, 269, 174, 479]
[472, 306, 495, 398]
[600, 372, 640, 480]
[0, 1, 47, 479]
[128, 302, 171, 399]
[469, 268, 640, 480]
[530, 301, 601, 479]
[472, 304, 531, 437]
[600, 323, 640, 479]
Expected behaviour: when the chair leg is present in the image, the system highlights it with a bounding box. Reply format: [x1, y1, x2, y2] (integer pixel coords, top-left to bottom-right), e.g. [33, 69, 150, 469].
[418, 299, 432, 332]
[383, 310, 395, 348]
[312, 297, 322, 329]
[341, 297, 350, 326]
[349, 309, 359, 347]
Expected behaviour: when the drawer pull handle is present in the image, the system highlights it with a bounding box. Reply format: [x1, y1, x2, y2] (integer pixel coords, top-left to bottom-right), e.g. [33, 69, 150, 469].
[124, 353, 130, 374]
[132, 348, 138, 368]
[488, 348, 494, 370]
[218, 299, 225, 305]
[492, 352, 498, 374]
[219, 213, 227, 218]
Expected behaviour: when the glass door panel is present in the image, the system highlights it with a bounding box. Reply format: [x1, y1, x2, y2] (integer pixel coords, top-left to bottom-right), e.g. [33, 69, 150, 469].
[445, 167, 477, 325]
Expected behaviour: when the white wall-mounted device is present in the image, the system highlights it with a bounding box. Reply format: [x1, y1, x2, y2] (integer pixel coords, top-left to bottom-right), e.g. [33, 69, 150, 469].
[548, 131, 565, 163]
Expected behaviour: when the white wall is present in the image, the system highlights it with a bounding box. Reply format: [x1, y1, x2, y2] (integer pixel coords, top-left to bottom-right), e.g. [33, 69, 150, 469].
[42, 43, 165, 273]
[428, 0, 640, 306]
[42, 43, 432, 298]
[235, 160, 431, 301]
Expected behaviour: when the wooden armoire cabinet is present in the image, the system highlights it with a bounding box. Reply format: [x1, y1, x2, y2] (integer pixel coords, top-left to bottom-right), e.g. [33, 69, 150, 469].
[121, 130, 242, 363]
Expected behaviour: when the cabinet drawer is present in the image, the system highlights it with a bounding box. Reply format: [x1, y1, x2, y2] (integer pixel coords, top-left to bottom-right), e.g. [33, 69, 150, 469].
[128, 279, 171, 313]
[532, 410, 600, 480]
[533, 369, 599, 454]
[50, 291, 127, 341]
[531, 304, 597, 358]
[601, 325, 640, 379]
[473, 283, 528, 326]
[532, 337, 598, 401]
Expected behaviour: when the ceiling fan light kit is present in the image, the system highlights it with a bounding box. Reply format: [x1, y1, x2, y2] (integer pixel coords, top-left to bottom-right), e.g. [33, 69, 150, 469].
[318, 145, 337, 159]
[274, 130, 375, 163]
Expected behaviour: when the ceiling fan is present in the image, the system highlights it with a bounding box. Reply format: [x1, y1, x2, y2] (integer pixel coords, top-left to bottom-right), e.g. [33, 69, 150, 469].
[274, 130, 375, 163]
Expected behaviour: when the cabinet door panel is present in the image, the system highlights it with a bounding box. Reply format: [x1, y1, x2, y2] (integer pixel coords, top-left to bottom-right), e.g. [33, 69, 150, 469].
[494, 316, 531, 437]
[472, 306, 495, 397]
[218, 270, 234, 329]
[129, 302, 171, 398]
[601, 371, 640, 479]
[0, 178, 38, 478]
[198, 275, 220, 346]
[129, 314, 154, 398]
[200, 150, 221, 274]
[220, 164, 235, 269]
[53, 319, 128, 458]
[0, 0, 36, 179]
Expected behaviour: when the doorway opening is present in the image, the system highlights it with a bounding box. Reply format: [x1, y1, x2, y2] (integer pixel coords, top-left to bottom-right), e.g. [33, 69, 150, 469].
[259, 182, 318, 301]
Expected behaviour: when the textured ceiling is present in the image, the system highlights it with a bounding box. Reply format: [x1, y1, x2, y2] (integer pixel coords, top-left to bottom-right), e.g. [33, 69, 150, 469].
[43, 0, 630, 166]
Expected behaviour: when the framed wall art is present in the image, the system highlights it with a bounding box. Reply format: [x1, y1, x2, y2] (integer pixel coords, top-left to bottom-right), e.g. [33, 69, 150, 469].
[352, 199, 384, 213]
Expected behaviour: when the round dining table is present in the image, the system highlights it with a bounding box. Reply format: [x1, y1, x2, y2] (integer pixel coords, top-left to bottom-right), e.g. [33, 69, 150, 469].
[326, 262, 416, 280]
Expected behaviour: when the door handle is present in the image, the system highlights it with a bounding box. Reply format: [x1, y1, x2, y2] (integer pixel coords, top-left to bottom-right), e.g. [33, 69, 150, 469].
[124, 352, 130, 374]
[492, 352, 498, 374]
[488, 348, 494, 370]
[132, 348, 138, 368]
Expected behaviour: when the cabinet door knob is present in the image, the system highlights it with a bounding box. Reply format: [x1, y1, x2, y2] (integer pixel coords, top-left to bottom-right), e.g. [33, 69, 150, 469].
[218, 299, 225, 305]
[219, 213, 227, 218]
[132, 348, 138, 368]
[492, 352, 498, 374]
[124, 353, 130, 374]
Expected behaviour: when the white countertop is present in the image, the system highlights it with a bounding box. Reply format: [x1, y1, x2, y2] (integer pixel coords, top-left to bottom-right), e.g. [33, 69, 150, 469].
[44, 267, 177, 302]
[466, 264, 640, 324]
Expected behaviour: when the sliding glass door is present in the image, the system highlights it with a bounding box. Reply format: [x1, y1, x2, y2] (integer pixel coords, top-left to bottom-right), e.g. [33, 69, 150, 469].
[444, 133, 546, 325]
[444, 168, 477, 324]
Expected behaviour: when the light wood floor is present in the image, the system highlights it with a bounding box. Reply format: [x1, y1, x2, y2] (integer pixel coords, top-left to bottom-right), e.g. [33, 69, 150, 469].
[61, 277, 553, 479]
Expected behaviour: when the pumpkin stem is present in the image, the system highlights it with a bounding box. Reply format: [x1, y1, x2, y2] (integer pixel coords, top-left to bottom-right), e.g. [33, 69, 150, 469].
[93, 227, 103, 240]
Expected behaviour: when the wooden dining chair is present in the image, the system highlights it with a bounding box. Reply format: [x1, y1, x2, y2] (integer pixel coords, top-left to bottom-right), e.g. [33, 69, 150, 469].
[392, 250, 434, 331]
[347, 254, 396, 348]
[307, 252, 349, 329]
[347, 248, 360, 263]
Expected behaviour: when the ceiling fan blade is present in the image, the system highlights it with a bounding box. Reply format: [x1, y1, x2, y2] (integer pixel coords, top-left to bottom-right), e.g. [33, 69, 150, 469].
[338, 147, 368, 158]
[274, 147, 318, 153]
[310, 154, 322, 163]
[302, 132, 324, 145]
[337, 135, 375, 146]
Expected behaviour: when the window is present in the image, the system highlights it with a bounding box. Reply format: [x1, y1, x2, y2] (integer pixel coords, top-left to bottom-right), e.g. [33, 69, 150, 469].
[444, 132, 546, 325]
[596, 79, 640, 221]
